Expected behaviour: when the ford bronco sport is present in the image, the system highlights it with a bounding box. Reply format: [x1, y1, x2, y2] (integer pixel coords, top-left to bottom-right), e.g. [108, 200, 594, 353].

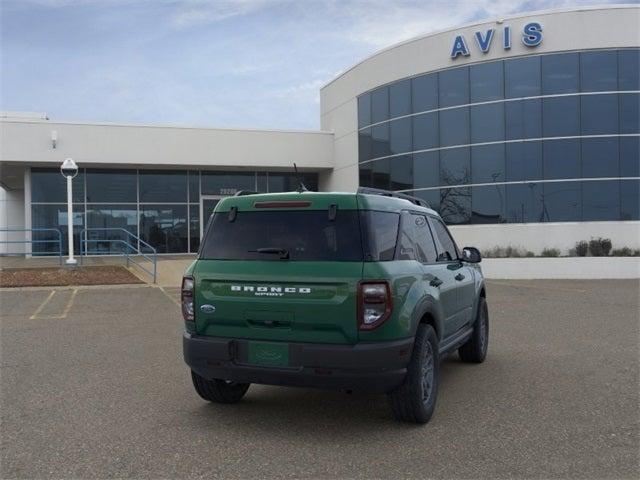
[182, 187, 488, 423]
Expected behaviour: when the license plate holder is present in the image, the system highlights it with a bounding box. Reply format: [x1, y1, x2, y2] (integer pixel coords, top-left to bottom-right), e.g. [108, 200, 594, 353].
[247, 341, 289, 367]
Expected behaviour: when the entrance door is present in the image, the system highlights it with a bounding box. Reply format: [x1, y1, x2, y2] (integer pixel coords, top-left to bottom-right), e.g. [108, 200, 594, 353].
[199, 195, 225, 238]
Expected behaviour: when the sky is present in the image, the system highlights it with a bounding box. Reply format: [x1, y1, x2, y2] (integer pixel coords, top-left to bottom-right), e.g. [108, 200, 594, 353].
[0, 0, 629, 130]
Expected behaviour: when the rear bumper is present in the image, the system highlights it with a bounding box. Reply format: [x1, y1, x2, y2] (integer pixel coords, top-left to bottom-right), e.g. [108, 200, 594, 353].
[183, 333, 413, 394]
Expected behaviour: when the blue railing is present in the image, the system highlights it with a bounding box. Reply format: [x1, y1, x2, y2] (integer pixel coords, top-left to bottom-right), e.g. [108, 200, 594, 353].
[79, 228, 157, 283]
[0, 228, 63, 265]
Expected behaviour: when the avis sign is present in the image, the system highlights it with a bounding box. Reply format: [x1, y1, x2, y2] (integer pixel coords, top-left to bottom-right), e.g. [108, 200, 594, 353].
[450, 22, 543, 59]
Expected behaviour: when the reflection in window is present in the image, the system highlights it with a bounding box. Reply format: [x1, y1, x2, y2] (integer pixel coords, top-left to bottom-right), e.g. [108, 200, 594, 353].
[582, 181, 620, 221]
[359, 128, 372, 162]
[543, 182, 581, 222]
[139, 205, 188, 253]
[389, 79, 411, 118]
[621, 179, 640, 220]
[31, 204, 84, 255]
[358, 94, 371, 128]
[543, 96, 580, 137]
[31, 168, 85, 203]
[390, 155, 413, 191]
[189, 205, 200, 253]
[472, 185, 506, 224]
[541, 52, 579, 94]
[372, 159, 390, 190]
[506, 142, 543, 182]
[620, 93, 640, 134]
[543, 139, 580, 180]
[471, 144, 505, 184]
[256, 173, 268, 193]
[359, 164, 372, 188]
[201, 172, 255, 195]
[389, 117, 412, 155]
[86, 169, 136, 203]
[505, 99, 542, 140]
[620, 137, 640, 177]
[86, 205, 137, 254]
[413, 152, 439, 189]
[581, 50, 618, 92]
[618, 49, 640, 91]
[582, 138, 619, 178]
[506, 183, 543, 223]
[440, 148, 470, 186]
[411, 73, 438, 113]
[371, 123, 390, 158]
[439, 187, 471, 224]
[439, 107, 469, 147]
[412, 189, 440, 213]
[268, 173, 318, 192]
[470, 103, 505, 143]
[412, 112, 438, 151]
[371, 86, 389, 124]
[505, 56, 541, 98]
[188, 171, 200, 202]
[139, 170, 187, 203]
[581, 94, 619, 135]
[470, 61, 504, 102]
[439, 67, 469, 107]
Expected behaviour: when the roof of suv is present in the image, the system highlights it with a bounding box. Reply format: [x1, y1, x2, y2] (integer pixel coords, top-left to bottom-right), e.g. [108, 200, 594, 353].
[214, 191, 438, 216]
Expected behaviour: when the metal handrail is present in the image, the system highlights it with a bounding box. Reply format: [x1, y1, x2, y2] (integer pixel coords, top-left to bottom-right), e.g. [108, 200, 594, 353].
[79, 228, 157, 283]
[0, 228, 63, 265]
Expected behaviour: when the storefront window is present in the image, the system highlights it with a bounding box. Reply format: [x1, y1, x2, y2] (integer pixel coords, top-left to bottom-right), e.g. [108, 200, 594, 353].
[31, 168, 84, 203]
[86, 169, 136, 203]
[139, 170, 187, 203]
[139, 205, 188, 253]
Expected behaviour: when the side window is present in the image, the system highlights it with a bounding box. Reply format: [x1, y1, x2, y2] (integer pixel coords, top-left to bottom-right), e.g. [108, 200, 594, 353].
[430, 217, 459, 262]
[397, 213, 438, 263]
[361, 211, 400, 261]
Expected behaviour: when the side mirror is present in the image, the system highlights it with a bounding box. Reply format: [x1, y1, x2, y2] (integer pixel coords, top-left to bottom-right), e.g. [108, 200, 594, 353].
[462, 247, 481, 263]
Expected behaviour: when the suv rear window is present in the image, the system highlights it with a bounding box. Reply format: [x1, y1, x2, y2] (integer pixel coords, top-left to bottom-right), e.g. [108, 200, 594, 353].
[200, 210, 363, 261]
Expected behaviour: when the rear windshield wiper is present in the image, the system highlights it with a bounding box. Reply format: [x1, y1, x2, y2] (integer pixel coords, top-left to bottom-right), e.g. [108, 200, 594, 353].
[248, 247, 290, 260]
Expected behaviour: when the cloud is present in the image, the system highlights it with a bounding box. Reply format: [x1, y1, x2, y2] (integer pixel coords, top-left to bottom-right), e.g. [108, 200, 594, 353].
[170, 0, 281, 29]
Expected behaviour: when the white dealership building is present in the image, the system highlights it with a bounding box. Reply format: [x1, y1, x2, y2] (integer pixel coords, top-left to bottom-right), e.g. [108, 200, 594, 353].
[1, 5, 638, 256]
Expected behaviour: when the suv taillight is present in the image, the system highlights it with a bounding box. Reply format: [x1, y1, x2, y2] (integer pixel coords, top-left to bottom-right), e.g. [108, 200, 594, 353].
[358, 281, 393, 330]
[182, 276, 195, 322]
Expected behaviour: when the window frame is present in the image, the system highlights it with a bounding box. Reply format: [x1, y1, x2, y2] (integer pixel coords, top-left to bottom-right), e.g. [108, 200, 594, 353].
[427, 215, 461, 263]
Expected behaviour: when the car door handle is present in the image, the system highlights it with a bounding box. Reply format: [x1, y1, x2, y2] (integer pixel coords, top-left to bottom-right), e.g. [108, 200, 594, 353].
[429, 277, 443, 287]
[455, 273, 465, 281]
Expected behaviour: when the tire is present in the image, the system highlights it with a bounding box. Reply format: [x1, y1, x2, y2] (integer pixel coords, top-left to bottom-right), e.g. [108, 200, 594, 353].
[458, 296, 489, 363]
[191, 370, 250, 404]
[387, 324, 439, 424]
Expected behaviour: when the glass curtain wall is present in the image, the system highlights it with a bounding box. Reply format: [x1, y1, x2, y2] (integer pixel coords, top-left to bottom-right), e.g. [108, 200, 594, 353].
[31, 169, 318, 255]
[357, 48, 640, 224]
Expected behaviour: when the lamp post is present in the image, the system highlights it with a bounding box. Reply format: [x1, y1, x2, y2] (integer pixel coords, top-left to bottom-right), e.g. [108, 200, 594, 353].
[60, 158, 78, 265]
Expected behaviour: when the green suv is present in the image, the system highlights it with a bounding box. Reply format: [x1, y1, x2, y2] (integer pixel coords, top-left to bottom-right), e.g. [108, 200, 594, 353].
[182, 188, 488, 423]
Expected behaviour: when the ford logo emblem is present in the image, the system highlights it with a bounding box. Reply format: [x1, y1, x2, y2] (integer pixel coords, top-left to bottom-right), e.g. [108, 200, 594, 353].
[200, 304, 216, 314]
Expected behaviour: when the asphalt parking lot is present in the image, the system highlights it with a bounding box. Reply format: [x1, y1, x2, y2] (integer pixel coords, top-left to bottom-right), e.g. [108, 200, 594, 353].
[1, 280, 638, 479]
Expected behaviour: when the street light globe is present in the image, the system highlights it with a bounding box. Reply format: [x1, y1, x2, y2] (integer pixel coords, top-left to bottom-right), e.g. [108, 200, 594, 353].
[60, 158, 78, 179]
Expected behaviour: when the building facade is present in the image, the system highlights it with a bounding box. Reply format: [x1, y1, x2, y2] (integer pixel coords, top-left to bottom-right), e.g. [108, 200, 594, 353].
[1, 5, 639, 256]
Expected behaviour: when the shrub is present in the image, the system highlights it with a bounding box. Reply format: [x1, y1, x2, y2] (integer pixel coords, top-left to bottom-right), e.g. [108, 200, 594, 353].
[589, 237, 612, 257]
[611, 247, 640, 257]
[540, 248, 561, 257]
[482, 246, 531, 258]
[575, 241, 589, 257]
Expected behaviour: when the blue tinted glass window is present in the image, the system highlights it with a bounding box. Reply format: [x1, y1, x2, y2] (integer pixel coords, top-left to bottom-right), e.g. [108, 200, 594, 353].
[582, 180, 620, 221]
[471, 144, 505, 184]
[188, 171, 199, 202]
[439, 107, 469, 147]
[543, 182, 581, 222]
[140, 205, 188, 253]
[581, 94, 619, 135]
[371, 87, 389, 123]
[506, 183, 543, 223]
[619, 49, 640, 91]
[359, 164, 372, 187]
[413, 152, 439, 189]
[201, 172, 255, 195]
[31, 204, 84, 255]
[268, 173, 317, 193]
[412, 74, 438, 113]
[359, 128, 372, 162]
[413, 189, 440, 213]
[581, 51, 618, 92]
[439, 67, 469, 107]
[86, 205, 137, 253]
[541, 53, 579, 94]
[543, 139, 580, 180]
[472, 185, 506, 224]
[543, 96, 580, 137]
[372, 159, 390, 190]
[189, 204, 200, 252]
[139, 170, 187, 203]
[256, 173, 267, 193]
[371, 124, 390, 158]
[470, 103, 505, 143]
[440, 187, 471, 224]
[620, 93, 639, 134]
[470, 61, 504, 102]
[440, 147, 470, 186]
[505, 56, 541, 98]
[390, 155, 413, 191]
[389, 117, 412, 155]
[621, 179, 640, 220]
[506, 142, 543, 182]
[582, 138, 619, 178]
[31, 168, 85, 203]
[358, 94, 371, 128]
[390, 79, 411, 118]
[505, 99, 542, 140]
[86, 169, 136, 203]
[620, 137, 640, 177]
[412, 112, 438, 151]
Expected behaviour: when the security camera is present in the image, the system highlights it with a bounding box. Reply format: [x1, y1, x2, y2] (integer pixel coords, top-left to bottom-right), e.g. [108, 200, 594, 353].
[60, 158, 78, 178]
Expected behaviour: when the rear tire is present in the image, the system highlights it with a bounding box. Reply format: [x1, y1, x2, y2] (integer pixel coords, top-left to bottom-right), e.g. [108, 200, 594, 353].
[191, 371, 250, 404]
[387, 324, 439, 424]
[458, 297, 489, 363]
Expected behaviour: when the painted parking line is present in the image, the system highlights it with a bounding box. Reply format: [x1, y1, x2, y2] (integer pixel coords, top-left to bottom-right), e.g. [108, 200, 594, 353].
[158, 286, 181, 307]
[29, 290, 57, 320]
[29, 288, 79, 320]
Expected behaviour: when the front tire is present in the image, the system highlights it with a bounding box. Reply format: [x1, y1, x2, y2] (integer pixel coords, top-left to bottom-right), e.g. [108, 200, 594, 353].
[458, 296, 489, 363]
[191, 371, 250, 404]
[388, 324, 439, 424]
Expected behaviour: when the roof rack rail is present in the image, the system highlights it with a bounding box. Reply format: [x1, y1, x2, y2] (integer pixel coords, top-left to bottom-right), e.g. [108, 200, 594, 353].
[234, 190, 258, 196]
[357, 187, 430, 208]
